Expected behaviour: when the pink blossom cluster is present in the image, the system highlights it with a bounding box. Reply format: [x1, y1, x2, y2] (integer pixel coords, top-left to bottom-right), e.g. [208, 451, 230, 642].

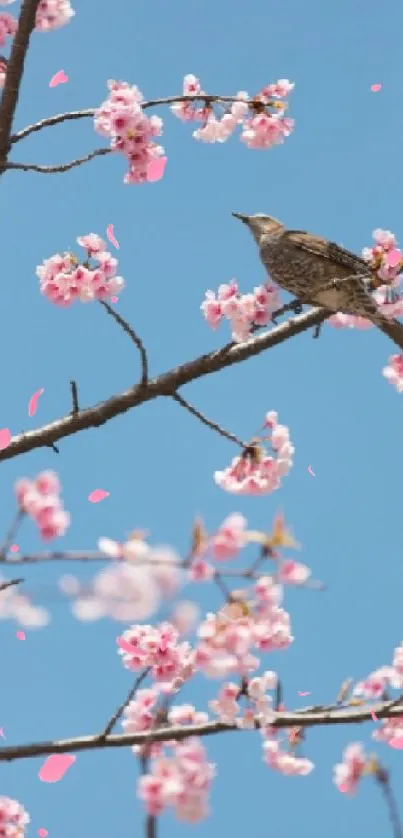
[138, 738, 215, 822]
[263, 734, 314, 776]
[0, 12, 16, 47]
[195, 575, 292, 679]
[373, 716, 403, 749]
[35, 0, 75, 30]
[0, 796, 29, 837]
[122, 689, 208, 757]
[36, 233, 125, 306]
[15, 470, 70, 542]
[60, 540, 182, 623]
[354, 641, 403, 698]
[383, 354, 403, 393]
[209, 672, 277, 728]
[214, 412, 294, 495]
[333, 743, 367, 794]
[94, 80, 164, 184]
[201, 279, 280, 342]
[0, 574, 49, 628]
[171, 74, 294, 149]
[117, 621, 195, 691]
[328, 228, 403, 332]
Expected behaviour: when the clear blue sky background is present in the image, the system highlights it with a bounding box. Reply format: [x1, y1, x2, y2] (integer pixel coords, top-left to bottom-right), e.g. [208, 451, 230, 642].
[1, 0, 402, 836]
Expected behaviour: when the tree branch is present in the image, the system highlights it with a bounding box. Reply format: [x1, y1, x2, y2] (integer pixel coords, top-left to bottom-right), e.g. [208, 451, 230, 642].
[4, 147, 111, 174]
[101, 668, 151, 738]
[100, 301, 148, 386]
[0, 307, 326, 462]
[10, 94, 281, 145]
[0, 697, 403, 763]
[0, 0, 41, 164]
[172, 392, 244, 446]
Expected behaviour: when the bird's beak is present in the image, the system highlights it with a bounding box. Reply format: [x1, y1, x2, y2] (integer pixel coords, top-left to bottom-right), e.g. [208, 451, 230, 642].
[232, 212, 250, 224]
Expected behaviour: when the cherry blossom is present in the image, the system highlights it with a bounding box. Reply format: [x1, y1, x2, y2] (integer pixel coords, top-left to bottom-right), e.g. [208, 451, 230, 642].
[36, 234, 125, 306]
[201, 279, 280, 342]
[35, 0, 75, 31]
[15, 470, 70, 542]
[383, 354, 403, 392]
[0, 11, 15, 47]
[333, 743, 367, 794]
[94, 80, 165, 184]
[0, 796, 29, 837]
[117, 622, 196, 691]
[138, 738, 215, 822]
[263, 736, 314, 776]
[214, 414, 293, 495]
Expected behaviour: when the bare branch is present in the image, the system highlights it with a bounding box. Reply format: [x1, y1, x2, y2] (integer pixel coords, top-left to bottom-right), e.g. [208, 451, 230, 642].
[375, 765, 403, 838]
[0, 0, 41, 165]
[0, 307, 327, 463]
[172, 392, 244, 446]
[10, 94, 281, 145]
[0, 510, 24, 559]
[101, 668, 151, 738]
[4, 147, 111, 174]
[100, 300, 148, 386]
[0, 696, 403, 763]
[0, 578, 23, 592]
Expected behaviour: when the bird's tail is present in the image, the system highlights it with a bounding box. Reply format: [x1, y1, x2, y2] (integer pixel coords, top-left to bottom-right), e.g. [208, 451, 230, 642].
[378, 317, 403, 353]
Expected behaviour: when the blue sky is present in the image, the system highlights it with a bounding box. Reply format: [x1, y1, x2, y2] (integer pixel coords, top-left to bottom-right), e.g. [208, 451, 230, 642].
[0, 0, 403, 836]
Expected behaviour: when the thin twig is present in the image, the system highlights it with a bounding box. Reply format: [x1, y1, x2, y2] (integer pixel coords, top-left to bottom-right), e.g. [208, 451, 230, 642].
[1, 697, 403, 763]
[0, 0, 41, 166]
[10, 94, 281, 145]
[101, 668, 151, 738]
[375, 766, 403, 838]
[0, 307, 327, 463]
[0, 510, 24, 558]
[0, 578, 23, 592]
[172, 392, 244, 446]
[100, 300, 148, 386]
[70, 380, 79, 414]
[4, 147, 111, 174]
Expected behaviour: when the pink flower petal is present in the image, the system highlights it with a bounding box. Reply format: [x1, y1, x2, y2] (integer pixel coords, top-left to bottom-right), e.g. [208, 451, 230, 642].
[116, 636, 136, 653]
[389, 736, 403, 749]
[0, 428, 11, 450]
[147, 156, 167, 183]
[38, 830, 48, 838]
[49, 70, 68, 88]
[110, 295, 118, 303]
[28, 387, 44, 418]
[9, 544, 19, 553]
[370, 710, 378, 721]
[106, 224, 119, 250]
[370, 83, 382, 92]
[387, 249, 402, 268]
[298, 691, 311, 696]
[339, 783, 348, 793]
[0, 728, 6, 739]
[307, 465, 315, 477]
[38, 754, 76, 783]
[88, 489, 110, 503]
[16, 631, 25, 640]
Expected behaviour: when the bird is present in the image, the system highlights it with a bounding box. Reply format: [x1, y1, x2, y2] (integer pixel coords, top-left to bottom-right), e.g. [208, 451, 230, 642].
[232, 212, 403, 352]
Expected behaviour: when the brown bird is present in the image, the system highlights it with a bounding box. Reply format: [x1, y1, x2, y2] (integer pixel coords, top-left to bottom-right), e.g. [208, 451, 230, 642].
[232, 212, 403, 352]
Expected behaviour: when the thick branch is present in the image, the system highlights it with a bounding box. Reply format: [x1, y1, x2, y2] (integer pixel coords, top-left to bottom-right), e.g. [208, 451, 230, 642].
[0, 0, 41, 163]
[0, 307, 326, 462]
[0, 697, 402, 763]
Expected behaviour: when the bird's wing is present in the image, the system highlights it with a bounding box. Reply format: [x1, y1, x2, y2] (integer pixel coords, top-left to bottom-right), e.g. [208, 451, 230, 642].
[285, 230, 370, 275]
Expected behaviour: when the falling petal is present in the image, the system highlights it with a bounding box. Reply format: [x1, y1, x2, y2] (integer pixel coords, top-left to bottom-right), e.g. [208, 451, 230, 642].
[116, 636, 136, 654]
[0, 428, 11, 450]
[298, 691, 311, 696]
[389, 736, 403, 749]
[88, 489, 110, 503]
[307, 465, 315, 477]
[0, 728, 6, 739]
[38, 754, 76, 782]
[16, 631, 25, 640]
[370, 83, 382, 92]
[28, 388, 44, 417]
[9, 544, 19, 553]
[106, 224, 119, 249]
[147, 156, 167, 183]
[370, 710, 378, 722]
[387, 249, 402, 268]
[49, 70, 68, 88]
[37, 830, 48, 838]
[110, 296, 118, 303]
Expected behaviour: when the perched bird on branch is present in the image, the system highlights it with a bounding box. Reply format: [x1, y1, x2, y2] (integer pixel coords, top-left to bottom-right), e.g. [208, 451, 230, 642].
[232, 212, 403, 351]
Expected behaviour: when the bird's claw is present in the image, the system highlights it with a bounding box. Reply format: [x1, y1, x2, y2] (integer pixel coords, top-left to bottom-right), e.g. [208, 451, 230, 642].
[313, 324, 322, 340]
